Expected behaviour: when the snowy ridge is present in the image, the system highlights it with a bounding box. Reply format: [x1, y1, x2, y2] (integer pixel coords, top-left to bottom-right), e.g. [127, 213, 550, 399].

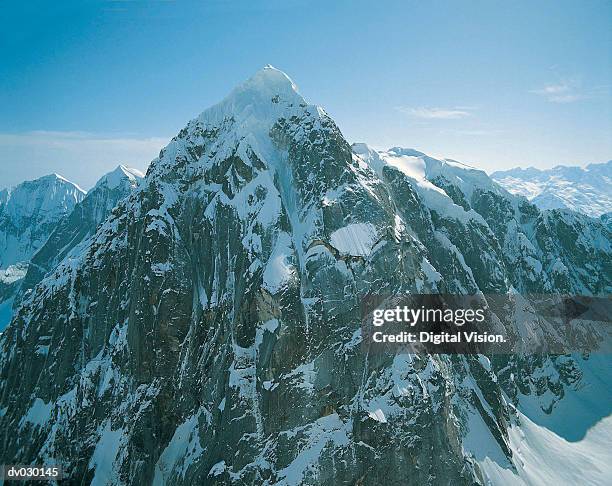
[1, 167, 143, 330]
[356, 142, 611, 295]
[18, 165, 144, 293]
[0, 174, 86, 329]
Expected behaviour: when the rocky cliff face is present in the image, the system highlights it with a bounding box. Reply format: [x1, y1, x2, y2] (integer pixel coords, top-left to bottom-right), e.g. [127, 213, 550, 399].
[0, 67, 610, 485]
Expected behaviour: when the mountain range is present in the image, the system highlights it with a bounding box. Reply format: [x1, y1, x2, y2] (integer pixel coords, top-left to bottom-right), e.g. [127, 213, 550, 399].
[491, 162, 612, 219]
[0, 67, 610, 485]
[0, 166, 143, 330]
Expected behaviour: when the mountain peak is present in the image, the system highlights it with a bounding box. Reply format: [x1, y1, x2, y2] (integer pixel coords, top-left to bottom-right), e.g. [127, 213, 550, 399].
[23, 173, 86, 195]
[492, 161, 612, 217]
[116, 164, 144, 181]
[243, 65, 300, 97]
[351, 142, 375, 156]
[195, 66, 306, 129]
[388, 147, 427, 158]
[94, 165, 144, 190]
[0, 173, 86, 269]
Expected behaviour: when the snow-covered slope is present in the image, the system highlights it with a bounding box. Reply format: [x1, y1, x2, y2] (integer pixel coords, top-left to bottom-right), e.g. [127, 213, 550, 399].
[0, 68, 609, 485]
[491, 162, 612, 218]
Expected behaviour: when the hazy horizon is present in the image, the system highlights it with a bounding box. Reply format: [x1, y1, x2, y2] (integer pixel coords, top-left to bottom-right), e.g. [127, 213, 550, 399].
[1, 127, 611, 193]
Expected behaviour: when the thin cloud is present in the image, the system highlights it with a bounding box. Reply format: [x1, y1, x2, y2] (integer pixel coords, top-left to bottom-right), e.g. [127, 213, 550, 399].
[0, 130, 169, 151]
[441, 128, 503, 136]
[531, 82, 583, 103]
[397, 106, 473, 120]
[531, 80, 585, 103]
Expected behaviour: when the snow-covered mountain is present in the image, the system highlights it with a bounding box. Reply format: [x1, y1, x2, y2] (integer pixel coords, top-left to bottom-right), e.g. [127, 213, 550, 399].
[16, 165, 144, 306]
[491, 162, 612, 218]
[0, 174, 85, 328]
[0, 67, 610, 485]
[0, 174, 85, 268]
[0, 166, 143, 331]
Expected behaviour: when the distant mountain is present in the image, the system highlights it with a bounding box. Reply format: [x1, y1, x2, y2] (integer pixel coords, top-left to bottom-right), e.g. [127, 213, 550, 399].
[0, 167, 143, 330]
[0, 174, 85, 329]
[0, 68, 610, 485]
[491, 161, 612, 218]
[0, 174, 85, 269]
[17, 165, 144, 307]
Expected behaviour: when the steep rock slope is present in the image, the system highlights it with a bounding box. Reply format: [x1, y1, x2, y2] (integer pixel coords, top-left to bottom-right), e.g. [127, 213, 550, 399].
[0, 263, 28, 332]
[0, 68, 610, 485]
[491, 161, 612, 218]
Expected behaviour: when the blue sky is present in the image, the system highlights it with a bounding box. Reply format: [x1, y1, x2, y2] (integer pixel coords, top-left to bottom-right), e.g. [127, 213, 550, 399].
[1, 0, 610, 189]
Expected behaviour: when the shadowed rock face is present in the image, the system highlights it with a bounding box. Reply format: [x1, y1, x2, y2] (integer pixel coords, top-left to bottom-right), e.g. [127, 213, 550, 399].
[0, 68, 610, 485]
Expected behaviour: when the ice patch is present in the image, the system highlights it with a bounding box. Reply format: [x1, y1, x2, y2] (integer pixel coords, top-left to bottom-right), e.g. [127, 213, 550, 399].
[263, 232, 295, 293]
[368, 409, 387, 423]
[0, 263, 28, 284]
[153, 411, 205, 484]
[330, 223, 378, 256]
[151, 262, 173, 275]
[284, 360, 317, 392]
[88, 422, 124, 486]
[421, 258, 442, 284]
[277, 413, 350, 485]
[209, 460, 226, 477]
[19, 398, 53, 428]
